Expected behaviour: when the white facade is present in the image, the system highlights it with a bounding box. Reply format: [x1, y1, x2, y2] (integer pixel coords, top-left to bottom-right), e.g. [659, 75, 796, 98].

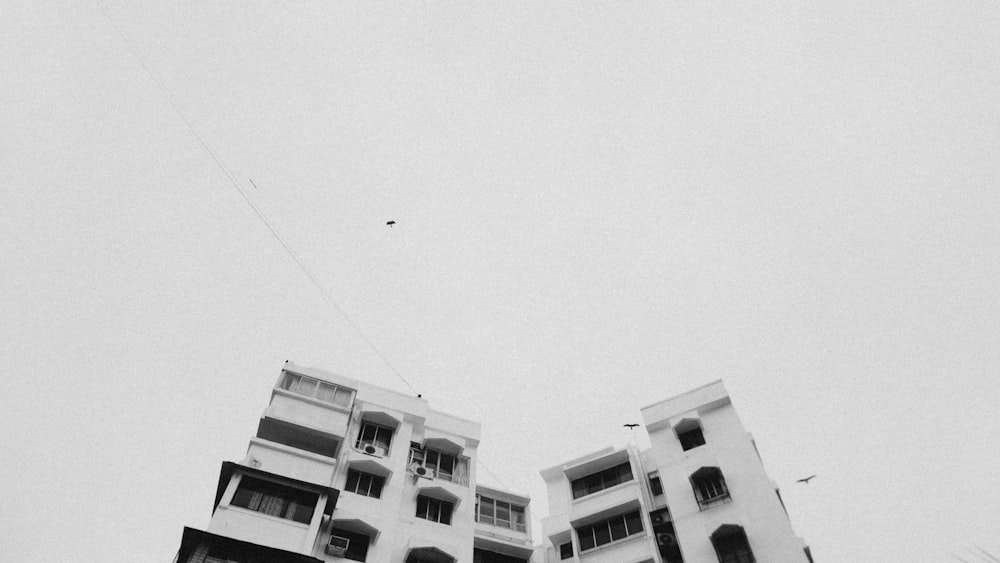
[174, 362, 536, 563]
[540, 381, 811, 563]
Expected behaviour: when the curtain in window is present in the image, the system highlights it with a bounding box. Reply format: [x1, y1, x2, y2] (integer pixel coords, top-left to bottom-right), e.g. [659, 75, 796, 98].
[453, 457, 469, 485]
[316, 383, 339, 403]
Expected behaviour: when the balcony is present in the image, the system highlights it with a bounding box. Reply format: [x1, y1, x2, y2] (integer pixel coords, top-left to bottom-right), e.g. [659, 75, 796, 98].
[577, 532, 651, 563]
[265, 390, 351, 438]
[569, 480, 642, 524]
[244, 438, 337, 487]
[208, 504, 312, 554]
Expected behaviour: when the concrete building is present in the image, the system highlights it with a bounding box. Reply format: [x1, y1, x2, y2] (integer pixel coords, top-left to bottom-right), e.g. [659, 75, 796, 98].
[540, 381, 810, 563]
[174, 362, 536, 563]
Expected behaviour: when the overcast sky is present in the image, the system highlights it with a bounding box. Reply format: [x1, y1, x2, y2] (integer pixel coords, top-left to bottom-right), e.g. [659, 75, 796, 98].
[2, 2, 999, 562]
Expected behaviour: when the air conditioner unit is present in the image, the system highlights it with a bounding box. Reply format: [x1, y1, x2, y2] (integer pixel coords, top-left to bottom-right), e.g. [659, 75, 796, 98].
[412, 464, 435, 479]
[326, 535, 350, 557]
[361, 443, 386, 458]
[650, 508, 670, 526]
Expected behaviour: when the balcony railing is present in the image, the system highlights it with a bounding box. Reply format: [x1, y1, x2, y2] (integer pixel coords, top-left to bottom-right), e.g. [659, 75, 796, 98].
[476, 515, 527, 533]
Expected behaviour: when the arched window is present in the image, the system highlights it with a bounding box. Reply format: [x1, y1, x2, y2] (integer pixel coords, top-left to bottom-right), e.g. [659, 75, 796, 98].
[710, 524, 755, 563]
[689, 466, 730, 509]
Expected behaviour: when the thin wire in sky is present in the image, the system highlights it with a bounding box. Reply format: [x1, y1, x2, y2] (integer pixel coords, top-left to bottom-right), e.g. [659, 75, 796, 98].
[94, 0, 418, 396]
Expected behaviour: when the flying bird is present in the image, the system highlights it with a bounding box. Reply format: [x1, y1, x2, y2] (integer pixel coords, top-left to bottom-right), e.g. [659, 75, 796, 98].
[386, 220, 396, 227]
[624, 424, 640, 429]
[796, 474, 817, 484]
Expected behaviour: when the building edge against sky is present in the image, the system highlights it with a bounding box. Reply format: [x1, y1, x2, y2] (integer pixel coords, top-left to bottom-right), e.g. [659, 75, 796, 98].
[172, 363, 808, 563]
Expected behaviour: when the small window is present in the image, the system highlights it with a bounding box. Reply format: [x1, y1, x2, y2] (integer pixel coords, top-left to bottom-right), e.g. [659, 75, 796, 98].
[711, 525, 755, 563]
[344, 469, 385, 499]
[648, 471, 664, 496]
[575, 510, 644, 552]
[559, 542, 573, 560]
[570, 461, 634, 499]
[355, 421, 393, 453]
[691, 467, 731, 510]
[676, 421, 705, 451]
[328, 527, 371, 562]
[230, 475, 317, 524]
[280, 372, 353, 407]
[416, 495, 454, 525]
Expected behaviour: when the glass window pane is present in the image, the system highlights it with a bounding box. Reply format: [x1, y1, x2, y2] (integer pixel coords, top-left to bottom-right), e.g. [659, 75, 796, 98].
[281, 374, 299, 390]
[594, 522, 611, 547]
[316, 383, 338, 403]
[296, 378, 318, 396]
[369, 475, 384, 498]
[496, 502, 511, 526]
[346, 470, 360, 493]
[480, 498, 494, 518]
[624, 511, 643, 535]
[609, 515, 627, 540]
[333, 387, 352, 407]
[578, 528, 596, 552]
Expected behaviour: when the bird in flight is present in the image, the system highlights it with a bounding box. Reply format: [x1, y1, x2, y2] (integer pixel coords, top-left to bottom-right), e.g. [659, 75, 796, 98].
[624, 423, 640, 429]
[386, 220, 396, 227]
[796, 475, 817, 484]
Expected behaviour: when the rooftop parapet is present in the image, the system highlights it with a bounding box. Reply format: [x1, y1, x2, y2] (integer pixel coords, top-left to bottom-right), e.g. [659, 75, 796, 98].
[640, 379, 730, 432]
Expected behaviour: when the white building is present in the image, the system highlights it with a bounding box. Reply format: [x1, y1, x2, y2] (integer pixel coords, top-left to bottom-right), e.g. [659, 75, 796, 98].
[174, 362, 536, 563]
[540, 381, 811, 563]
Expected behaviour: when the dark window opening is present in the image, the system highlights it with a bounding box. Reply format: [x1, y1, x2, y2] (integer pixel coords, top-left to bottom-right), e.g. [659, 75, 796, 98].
[345, 469, 384, 499]
[678, 426, 706, 451]
[711, 526, 755, 563]
[691, 467, 731, 510]
[473, 548, 528, 563]
[559, 542, 574, 560]
[574, 510, 644, 552]
[648, 471, 664, 496]
[570, 461, 634, 499]
[230, 476, 317, 524]
[416, 495, 454, 525]
[328, 527, 371, 562]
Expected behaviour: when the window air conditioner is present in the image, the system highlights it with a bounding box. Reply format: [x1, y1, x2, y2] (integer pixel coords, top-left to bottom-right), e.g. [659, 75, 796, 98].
[410, 464, 435, 479]
[362, 443, 386, 458]
[650, 509, 670, 526]
[326, 535, 350, 557]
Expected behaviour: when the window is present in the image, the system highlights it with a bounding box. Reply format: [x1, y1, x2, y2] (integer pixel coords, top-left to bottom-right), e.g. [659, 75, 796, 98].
[230, 475, 317, 524]
[476, 494, 527, 532]
[711, 525, 755, 563]
[473, 549, 528, 563]
[570, 461, 633, 499]
[328, 527, 371, 562]
[279, 372, 353, 407]
[648, 471, 663, 496]
[345, 469, 384, 499]
[256, 418, 339, 458]
[559, 542, 574, 560]
[409, 444, 470, 485]
[355, 421, 393, 453]
[676, 420, 705, 451]
[575, 510, 643, 552]
[416, 495, 454, 525]
[690, 467, 730, 510]
[202, 545, 249, 563]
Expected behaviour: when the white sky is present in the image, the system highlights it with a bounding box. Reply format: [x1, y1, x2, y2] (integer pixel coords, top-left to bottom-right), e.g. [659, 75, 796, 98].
[2, 2, 999, 561]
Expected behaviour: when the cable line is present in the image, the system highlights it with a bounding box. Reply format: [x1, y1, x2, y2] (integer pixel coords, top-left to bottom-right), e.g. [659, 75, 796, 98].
[95, 0, 417, 395]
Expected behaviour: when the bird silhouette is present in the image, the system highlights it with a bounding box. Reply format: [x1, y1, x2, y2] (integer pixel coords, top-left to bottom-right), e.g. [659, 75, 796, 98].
[624, 424, 640, 429]
[386, 220, 396, 227]
[796, 474, 817, 484]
